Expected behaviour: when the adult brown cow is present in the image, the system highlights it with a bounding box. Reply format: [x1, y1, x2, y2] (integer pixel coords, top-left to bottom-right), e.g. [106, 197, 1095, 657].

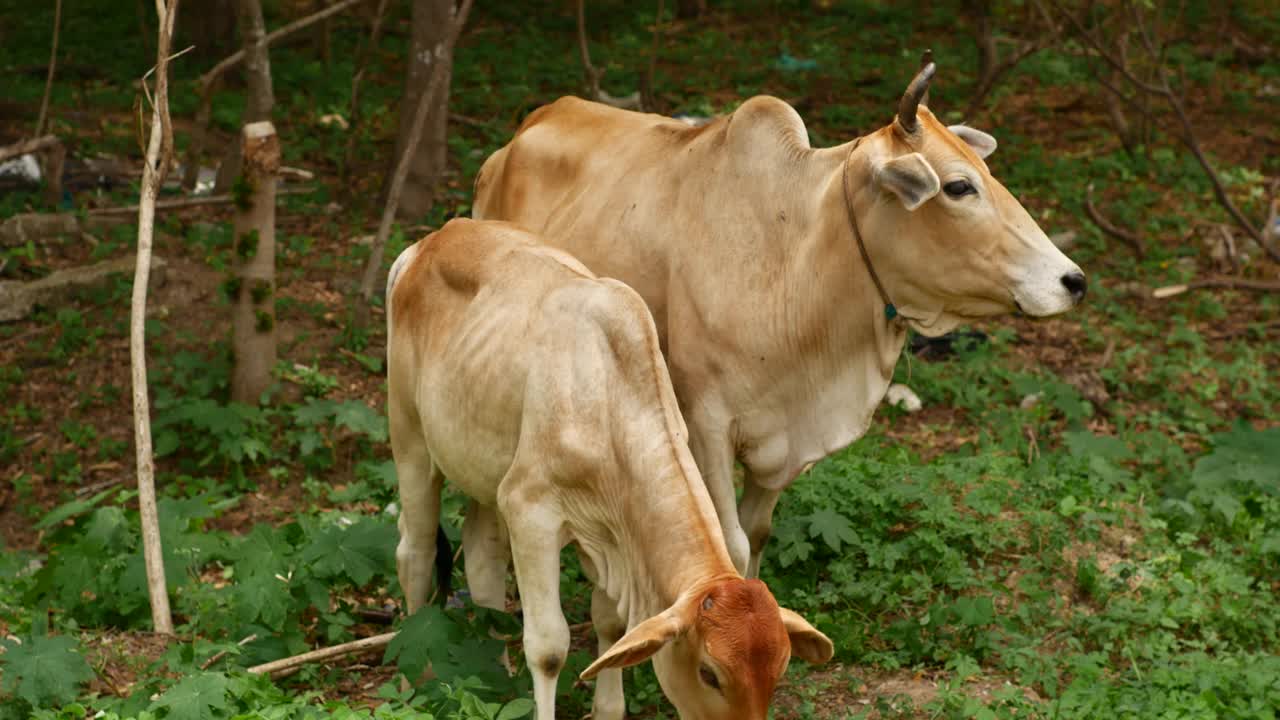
[473, 62, 1086, 577]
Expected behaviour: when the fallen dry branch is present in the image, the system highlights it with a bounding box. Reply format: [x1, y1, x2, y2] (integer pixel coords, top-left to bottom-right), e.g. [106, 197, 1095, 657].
[200, 633, 259, 670]
[574, 0, 641, 110]
[1085, 183, 1144, 258]
[1152, 276, 1280, 299]
[247, 632, 395, 677]
[88, 185, 314, 216]
[0, 253, 167, 323]
[0, 134, 61, 165]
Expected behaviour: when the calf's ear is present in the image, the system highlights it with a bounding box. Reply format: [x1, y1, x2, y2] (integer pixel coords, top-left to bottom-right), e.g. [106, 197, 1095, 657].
[779, 607, 834, 664]
[873, 152, 940, 211]
[580, 599, 696, 680]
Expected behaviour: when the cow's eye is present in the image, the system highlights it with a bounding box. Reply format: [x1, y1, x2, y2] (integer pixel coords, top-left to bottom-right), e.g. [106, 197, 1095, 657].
[943, 180, 976, 197]
[699, 664, 721, 692]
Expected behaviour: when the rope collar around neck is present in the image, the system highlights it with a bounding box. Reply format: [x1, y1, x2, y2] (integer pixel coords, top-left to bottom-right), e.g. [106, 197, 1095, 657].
[842, 136, 903, 324]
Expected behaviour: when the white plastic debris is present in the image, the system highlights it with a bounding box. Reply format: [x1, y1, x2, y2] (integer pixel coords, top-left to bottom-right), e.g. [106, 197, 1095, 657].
[319, 113, 350, 130]
[0, 154, 42, 184]
[886, 383, 922, 412]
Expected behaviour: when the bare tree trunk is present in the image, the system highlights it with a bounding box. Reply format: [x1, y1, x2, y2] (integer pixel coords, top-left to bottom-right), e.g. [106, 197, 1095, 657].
[35, 0, 62, 138]
[179, 0, 236, 60]
[388, 0, 455, 219]
[356, 0, 474, 320]
[215, 0, 276, 192]
[675, 0, 705, 18]
[133, 0, 182, 638]
[230, 122, 280, 404]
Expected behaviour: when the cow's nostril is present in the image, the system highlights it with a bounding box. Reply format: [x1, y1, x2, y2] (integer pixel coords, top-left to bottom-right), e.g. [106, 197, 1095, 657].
[1061, 272, 1087, 302]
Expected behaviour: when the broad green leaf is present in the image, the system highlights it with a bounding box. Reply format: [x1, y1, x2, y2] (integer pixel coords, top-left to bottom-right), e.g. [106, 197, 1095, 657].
[806, 508, 857, 552]
[0, 634, 94, 708]
[152, 672, 231, 720]
[34, 487, 117, 530]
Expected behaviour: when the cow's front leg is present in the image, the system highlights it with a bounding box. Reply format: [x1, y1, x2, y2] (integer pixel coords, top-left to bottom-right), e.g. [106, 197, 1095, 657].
[500, 485, 569, 720]
[462, 500, 510, 611]
[588, 586, 626, 720]
[739, 479, 783, 579]
[687, 425, 749, 574]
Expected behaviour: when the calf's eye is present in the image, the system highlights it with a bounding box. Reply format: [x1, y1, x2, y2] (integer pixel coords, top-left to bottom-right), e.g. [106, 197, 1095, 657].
[943, 180, 976, 198]
[699, 665, 721, 692]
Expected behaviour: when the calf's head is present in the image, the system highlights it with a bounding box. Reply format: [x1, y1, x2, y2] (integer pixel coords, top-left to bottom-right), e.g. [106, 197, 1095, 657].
[580, 578, 832, 720]
[855, 61, 1086, 336]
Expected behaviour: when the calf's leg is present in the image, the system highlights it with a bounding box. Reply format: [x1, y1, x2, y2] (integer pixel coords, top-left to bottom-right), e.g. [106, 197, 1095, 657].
[501, 488, 569, 720]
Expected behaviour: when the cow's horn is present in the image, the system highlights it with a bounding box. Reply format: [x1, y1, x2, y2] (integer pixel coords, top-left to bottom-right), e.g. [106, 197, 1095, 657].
[897, 54, 936, 134]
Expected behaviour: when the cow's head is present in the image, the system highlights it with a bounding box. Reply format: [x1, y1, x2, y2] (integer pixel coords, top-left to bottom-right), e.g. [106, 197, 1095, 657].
[580, 578, 832, 720]
[854, 61, 1086, 336]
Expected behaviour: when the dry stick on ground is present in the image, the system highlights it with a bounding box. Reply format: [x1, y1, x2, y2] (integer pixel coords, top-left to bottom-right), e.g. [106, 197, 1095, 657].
[247, 632, 396, 677]
[200, 633, 260, 670]
[35, 0, 62, 137]
[340, 0, 392, 185]
[1084, 183, 1144, 258]
[0, 135, 61, 165]
[355, 0, 476, 318]
[132, 0, 182, 638]
[88, 186, 314, 216]
[182, 0, 369, 190]
[1152, 276, 1280, 299]
[1051, 1, 1280, 264]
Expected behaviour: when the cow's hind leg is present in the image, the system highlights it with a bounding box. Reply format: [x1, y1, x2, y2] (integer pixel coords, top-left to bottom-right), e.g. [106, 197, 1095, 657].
[739, 479, 784, 579]
[395, 441, 444, 614]
[500, 481, 568, 720]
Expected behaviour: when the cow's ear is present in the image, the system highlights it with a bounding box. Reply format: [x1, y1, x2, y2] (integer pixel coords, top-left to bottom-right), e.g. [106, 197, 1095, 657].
[948, 125, 998, 159]
[579, 597, 696, 679]
[874, 152, 940, 211]
[779, 607, 834, 664]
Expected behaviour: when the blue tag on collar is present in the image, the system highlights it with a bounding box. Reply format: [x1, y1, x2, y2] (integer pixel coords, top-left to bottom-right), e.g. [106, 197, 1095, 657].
[885, 304, 898, 320]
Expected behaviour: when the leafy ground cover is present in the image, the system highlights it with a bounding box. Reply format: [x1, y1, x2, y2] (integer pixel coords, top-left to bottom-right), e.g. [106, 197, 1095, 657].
[1, 1, 1278, 718]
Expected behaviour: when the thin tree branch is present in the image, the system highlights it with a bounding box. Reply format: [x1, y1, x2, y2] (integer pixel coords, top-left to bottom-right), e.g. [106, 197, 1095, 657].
[35, 0, 62, 137]
[196, 0, 368, 91]
[1085, 183, 1144, 257]
[200, 633, 259, 670]
[642, 0, 666, 111]
[357, 0, 476, 315]
[576, 0, 602, 100]
[247, 632, 396, 677]
[341, 0, 393, 184]
[133, 0, 182, 638]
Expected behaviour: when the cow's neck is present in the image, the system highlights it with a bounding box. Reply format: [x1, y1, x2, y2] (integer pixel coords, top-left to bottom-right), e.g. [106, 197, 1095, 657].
[576, 377, 739, 628]
[745, 140, 909, 481]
